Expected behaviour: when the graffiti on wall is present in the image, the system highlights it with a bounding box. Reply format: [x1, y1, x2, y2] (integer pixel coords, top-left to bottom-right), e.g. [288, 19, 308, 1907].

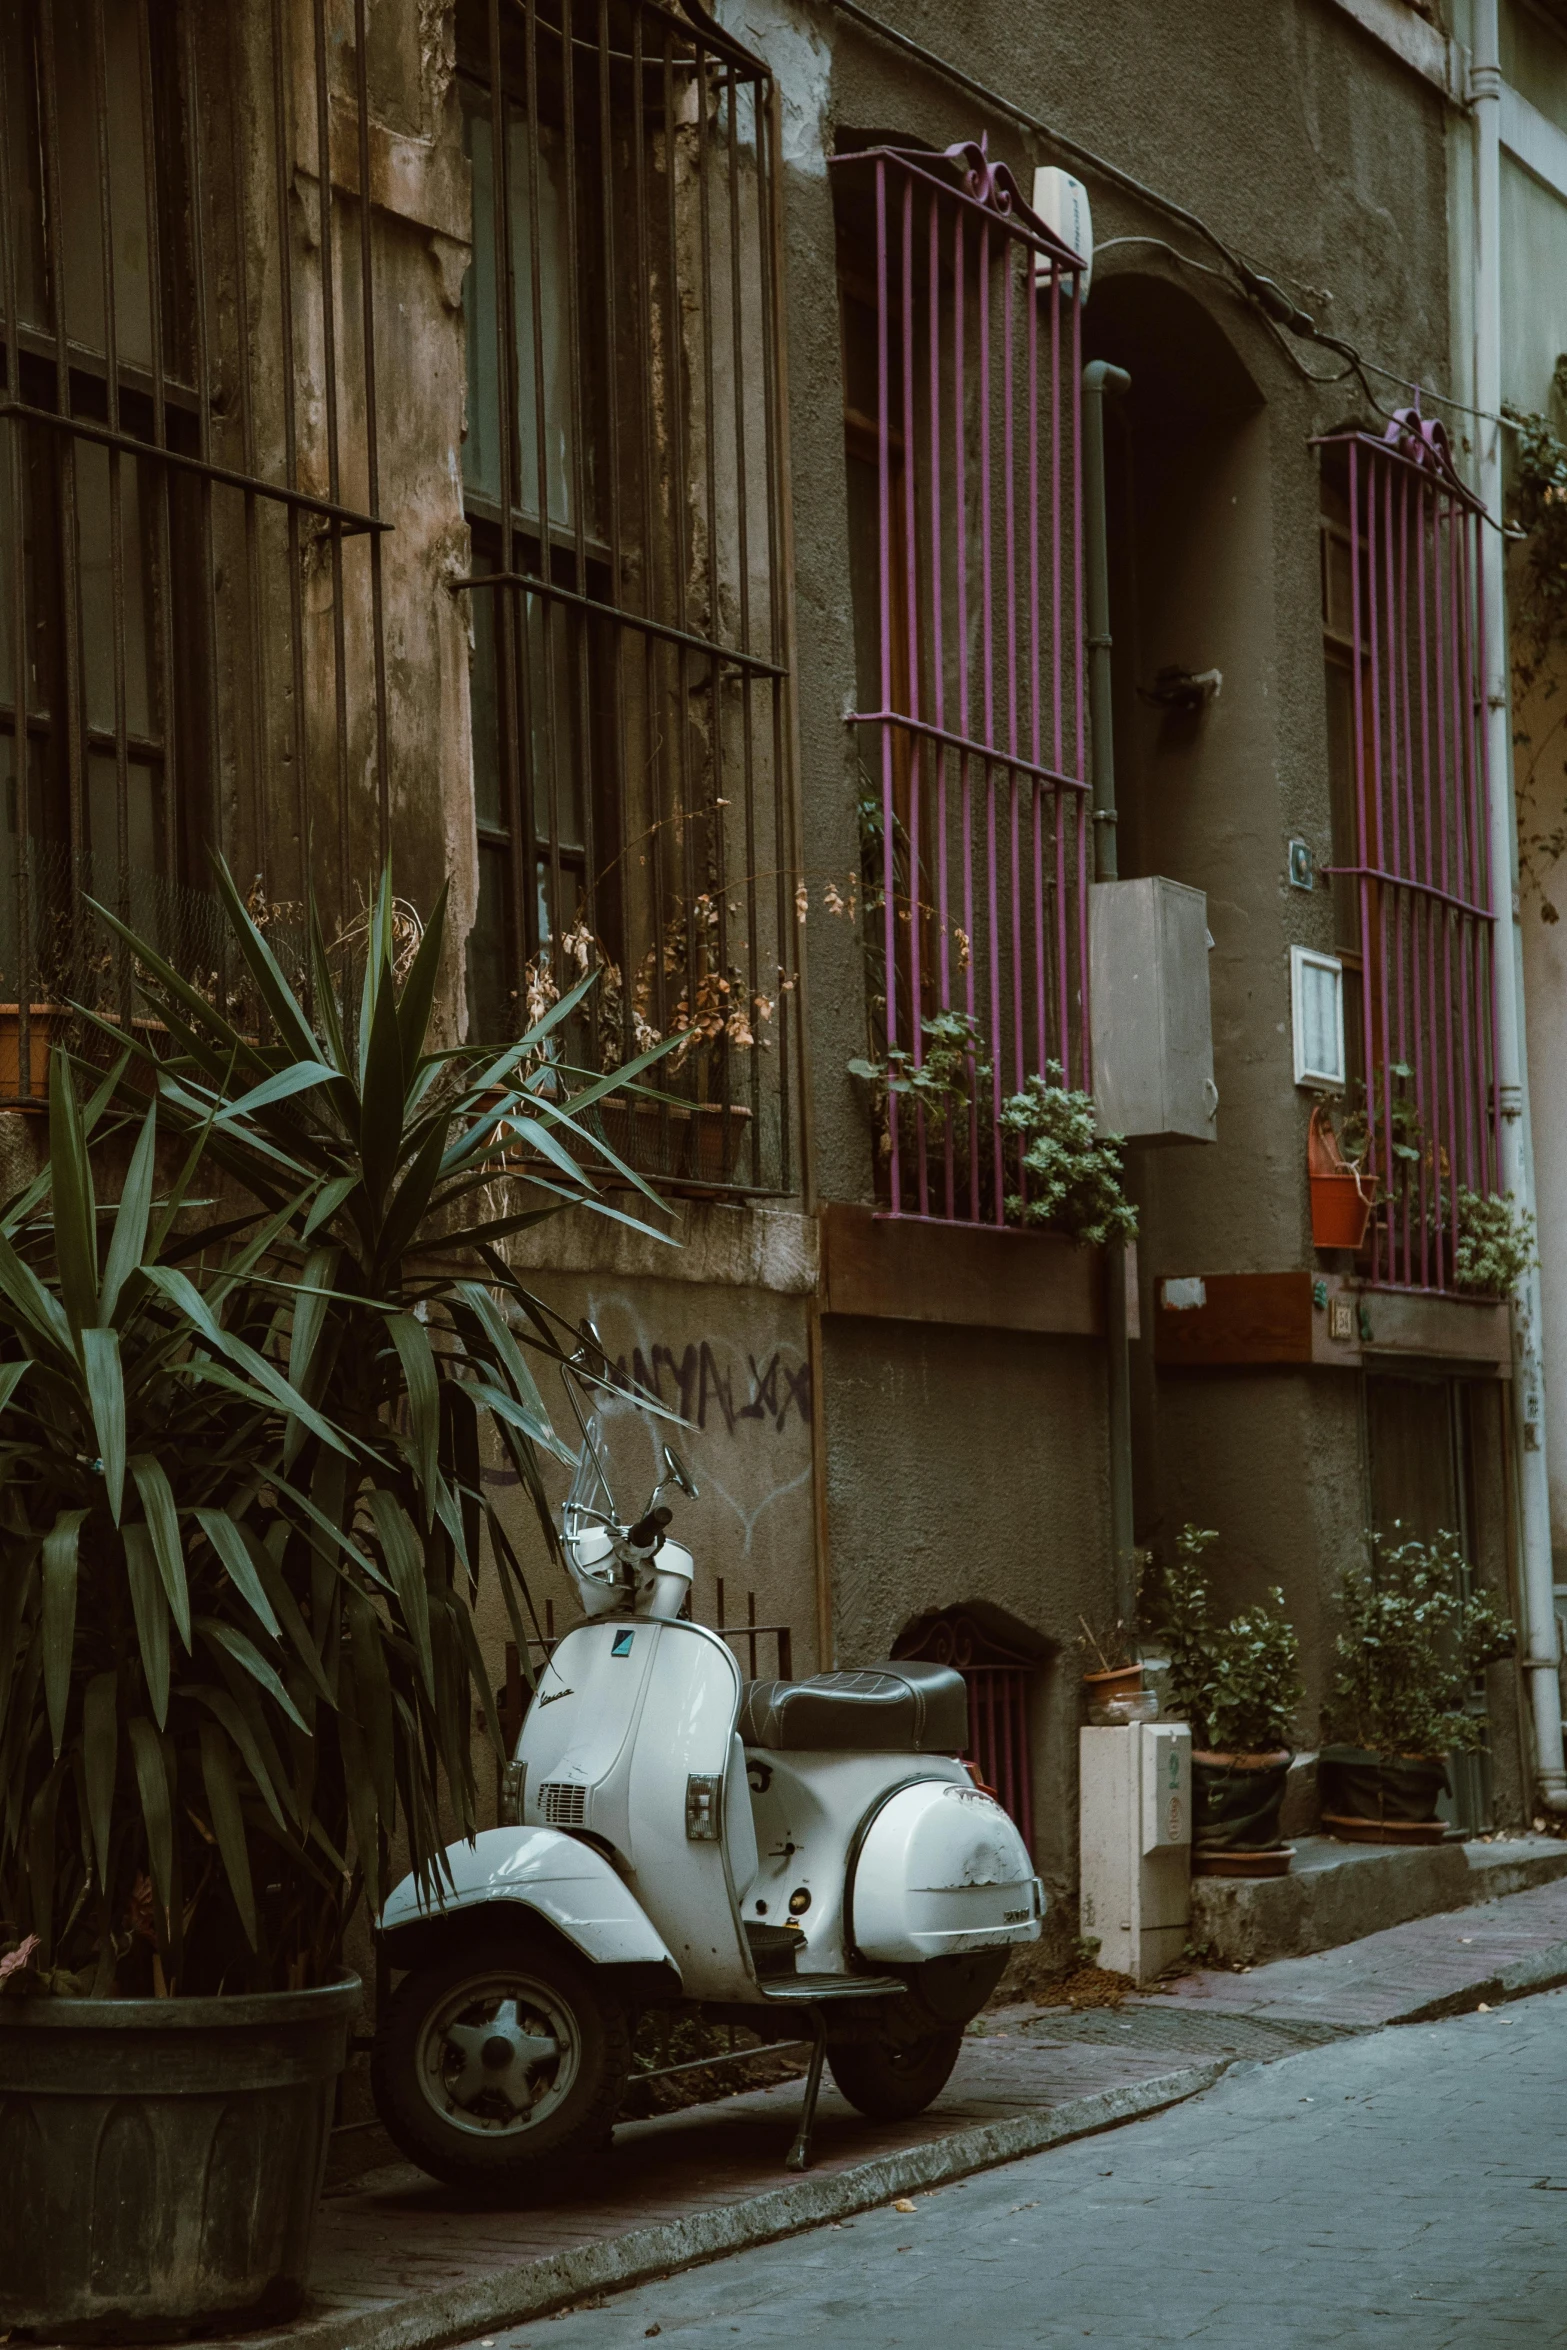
[608, 1340, 811, 1435]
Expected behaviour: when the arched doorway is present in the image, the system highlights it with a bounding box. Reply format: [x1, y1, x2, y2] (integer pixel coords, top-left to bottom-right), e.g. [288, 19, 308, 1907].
[892, 1603, 1050, 1849]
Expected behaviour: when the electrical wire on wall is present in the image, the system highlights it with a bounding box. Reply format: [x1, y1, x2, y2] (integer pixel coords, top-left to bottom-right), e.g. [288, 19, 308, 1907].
[822, 0, 1519, 454]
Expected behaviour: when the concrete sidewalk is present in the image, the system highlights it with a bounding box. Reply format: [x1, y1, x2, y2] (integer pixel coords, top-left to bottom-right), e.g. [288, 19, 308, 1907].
[184, 1874, 1567, 2350]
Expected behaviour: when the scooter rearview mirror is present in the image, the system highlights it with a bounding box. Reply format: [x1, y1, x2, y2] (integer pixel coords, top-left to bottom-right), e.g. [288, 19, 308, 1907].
[662, 1443, 699, 1500]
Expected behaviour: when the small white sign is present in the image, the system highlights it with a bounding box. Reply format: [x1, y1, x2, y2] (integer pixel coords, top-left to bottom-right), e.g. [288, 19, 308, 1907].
[1290, 944, 1346, 1090]
[1160, 1277, 1207, 1312]
[1031, 166, 1092, 295]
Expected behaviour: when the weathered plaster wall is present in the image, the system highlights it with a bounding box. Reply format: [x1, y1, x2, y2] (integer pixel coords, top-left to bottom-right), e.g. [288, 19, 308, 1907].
[820, 1312, 1111, 1901]
[711, 0, 1470, 1786]
[469, 1265, 819, 1804]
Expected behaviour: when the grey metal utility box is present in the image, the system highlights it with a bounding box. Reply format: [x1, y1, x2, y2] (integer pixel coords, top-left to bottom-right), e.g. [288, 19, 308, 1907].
[1090, 877, 1216, 1146]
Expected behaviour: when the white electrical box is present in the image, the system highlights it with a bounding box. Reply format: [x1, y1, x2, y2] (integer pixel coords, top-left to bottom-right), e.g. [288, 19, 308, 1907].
[1090, 878, 1217, 1146]
[1079, 1721, 1192, 1983]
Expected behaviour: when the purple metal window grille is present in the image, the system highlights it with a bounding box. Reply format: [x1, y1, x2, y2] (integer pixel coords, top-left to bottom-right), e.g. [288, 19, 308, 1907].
[831, 138, 1089, 1225]
[1315, 412, 1499, 1294]
[0, 0, 391, 1103]
[452, 0, 797, 1199]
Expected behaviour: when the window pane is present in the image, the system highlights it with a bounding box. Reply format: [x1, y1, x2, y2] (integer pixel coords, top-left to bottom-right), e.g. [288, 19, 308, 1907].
[524, 588, 583, 851]
[51, 0, 154, 370]
[3, 5, 48, 332]
[87, 747, 159, 878]
[461, 90, 503, 508]
[75, 443, 153, 741]
[469, 556, 505, 831]
[508, 109, 585, 532]
[468, 837, 513, 1042]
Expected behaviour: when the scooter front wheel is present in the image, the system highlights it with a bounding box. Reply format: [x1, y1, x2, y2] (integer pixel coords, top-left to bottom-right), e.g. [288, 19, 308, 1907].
[372, 1924, 630, 2198]
[827, 2021, 963, 2121]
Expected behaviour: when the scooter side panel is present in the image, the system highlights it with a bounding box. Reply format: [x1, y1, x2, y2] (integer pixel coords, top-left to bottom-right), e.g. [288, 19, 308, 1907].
[378, 1827, 680, 1975]
[743, 1751, 969, 1973]
[851, 1782, 1044, 1960]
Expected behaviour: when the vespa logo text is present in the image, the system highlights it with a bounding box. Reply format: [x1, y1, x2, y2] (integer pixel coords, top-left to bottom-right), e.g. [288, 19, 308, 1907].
[538, 1686, 574, 1707]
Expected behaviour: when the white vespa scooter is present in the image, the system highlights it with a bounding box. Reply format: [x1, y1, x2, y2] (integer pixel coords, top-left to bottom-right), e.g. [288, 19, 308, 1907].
[372, 1418, 1043, 2197]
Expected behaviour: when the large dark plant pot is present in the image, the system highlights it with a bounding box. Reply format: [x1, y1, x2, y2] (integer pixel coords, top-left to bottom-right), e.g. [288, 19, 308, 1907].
[0, 1977, 359, 2341]
[1319, 1745, 1449, 1842]
[1191, 1750, 1291, 1870]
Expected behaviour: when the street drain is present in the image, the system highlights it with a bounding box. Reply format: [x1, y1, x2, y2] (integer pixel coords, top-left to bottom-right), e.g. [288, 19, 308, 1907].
[1017, 2006, 1354, 2061]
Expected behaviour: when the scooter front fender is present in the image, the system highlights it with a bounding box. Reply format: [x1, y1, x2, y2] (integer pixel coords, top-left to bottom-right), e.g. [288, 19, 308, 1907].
[376, 1825, 681, 1986]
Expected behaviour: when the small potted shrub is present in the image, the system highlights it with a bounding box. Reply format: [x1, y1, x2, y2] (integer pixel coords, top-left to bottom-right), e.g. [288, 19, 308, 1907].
[1320, 1527, 1515, 1841]
[0, 869, 660, 2338]
[1142, 1527, 1303, 1876]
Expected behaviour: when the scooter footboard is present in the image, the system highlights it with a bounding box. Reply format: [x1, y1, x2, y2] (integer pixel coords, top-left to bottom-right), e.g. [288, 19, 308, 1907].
[848, 1781, 1044, 1964]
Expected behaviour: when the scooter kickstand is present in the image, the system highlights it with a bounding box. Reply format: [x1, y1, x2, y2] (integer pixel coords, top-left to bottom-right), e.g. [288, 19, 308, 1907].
[785, 2010, 827, 2173]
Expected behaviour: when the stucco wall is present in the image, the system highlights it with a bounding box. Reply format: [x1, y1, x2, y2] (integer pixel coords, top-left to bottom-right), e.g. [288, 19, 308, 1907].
[820, 1312, 1111, 1899]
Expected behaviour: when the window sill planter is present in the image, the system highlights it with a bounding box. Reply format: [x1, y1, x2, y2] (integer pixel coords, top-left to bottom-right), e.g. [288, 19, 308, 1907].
[1191, 1748, 1292, 1871]
[1307, 1105, 1373, 1251]
[0, 1976, 359, 2339]
[0, 1005, 63, 1108]
[1318, 1745, 1449, 1843]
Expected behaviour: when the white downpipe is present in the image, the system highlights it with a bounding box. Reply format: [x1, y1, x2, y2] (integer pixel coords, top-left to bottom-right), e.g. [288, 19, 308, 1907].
[1472, 0, 1567, 1810]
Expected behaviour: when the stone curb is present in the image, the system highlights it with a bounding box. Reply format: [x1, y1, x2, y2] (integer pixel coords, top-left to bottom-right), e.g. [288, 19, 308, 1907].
[1394, 1937, 1567, 2024]
[230, 2062, 1230, 2350]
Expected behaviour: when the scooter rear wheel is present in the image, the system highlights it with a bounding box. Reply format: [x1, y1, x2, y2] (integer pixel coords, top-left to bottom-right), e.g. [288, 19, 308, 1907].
[827, 2021, 963, 2121]
[372, 1924, 630, 2198]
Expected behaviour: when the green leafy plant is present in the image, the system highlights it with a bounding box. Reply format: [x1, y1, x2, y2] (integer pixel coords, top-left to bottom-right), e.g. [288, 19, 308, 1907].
[1141, 1525, 1303, 1754]
[0, 863, 671, 1999]
[1336, 1063, 1423, 1176]
[998, 1065, 1137, 1246]
[848, 1008, 989, 1143]
[1324, 1526, 1515, 1758]
[1453, 1188, 1536, 1297]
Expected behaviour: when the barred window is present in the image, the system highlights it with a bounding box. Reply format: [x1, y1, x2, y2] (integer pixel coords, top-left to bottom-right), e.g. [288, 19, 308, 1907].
[831, 137, 1089, 1225]
[1316, 414, 1498, 1293]
[455, 0, 796, 1196]
[0, 0, 389, 1100]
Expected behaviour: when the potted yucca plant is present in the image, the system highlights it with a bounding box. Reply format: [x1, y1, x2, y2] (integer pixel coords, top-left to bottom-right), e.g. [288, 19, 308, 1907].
[0, 865, 669, 2339]
[1320, 1528, 1515, 1841]
[1142, 1527, 1303, 1876]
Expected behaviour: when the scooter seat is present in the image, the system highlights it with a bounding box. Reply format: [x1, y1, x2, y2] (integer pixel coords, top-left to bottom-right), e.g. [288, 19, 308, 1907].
[739, 1661, 968, 1754]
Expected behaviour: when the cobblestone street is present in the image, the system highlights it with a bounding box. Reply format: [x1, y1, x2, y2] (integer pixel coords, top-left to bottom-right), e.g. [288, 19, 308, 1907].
[482, 1988, 1567, 2350]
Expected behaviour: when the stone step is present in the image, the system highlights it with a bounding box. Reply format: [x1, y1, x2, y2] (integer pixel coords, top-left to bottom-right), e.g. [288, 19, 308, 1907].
[1188, 1830, 1567, 1968]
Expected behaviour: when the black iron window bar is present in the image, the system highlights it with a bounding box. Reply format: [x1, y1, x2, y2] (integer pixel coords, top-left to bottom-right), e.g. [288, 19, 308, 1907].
[452, 0, 798, 1197]
[0, 0, 391, 1104]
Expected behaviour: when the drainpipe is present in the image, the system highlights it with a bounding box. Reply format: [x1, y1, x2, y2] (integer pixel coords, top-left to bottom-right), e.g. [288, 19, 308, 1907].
[1472, 0, 1567, 1811]
[1082, 360, 1137, 1629]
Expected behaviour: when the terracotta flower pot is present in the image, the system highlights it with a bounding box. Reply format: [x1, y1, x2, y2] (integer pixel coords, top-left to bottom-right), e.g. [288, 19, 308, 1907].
[0, 1004, 61, 1106]
[1310, 1171, 1374, 1250]
[1307, 1103, 1374, 1250]
[1083, 1664, 1144, 1706]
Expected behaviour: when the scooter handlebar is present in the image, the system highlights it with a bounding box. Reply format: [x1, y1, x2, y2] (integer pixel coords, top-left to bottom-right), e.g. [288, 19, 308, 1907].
[624, 1504, 673, 1551]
